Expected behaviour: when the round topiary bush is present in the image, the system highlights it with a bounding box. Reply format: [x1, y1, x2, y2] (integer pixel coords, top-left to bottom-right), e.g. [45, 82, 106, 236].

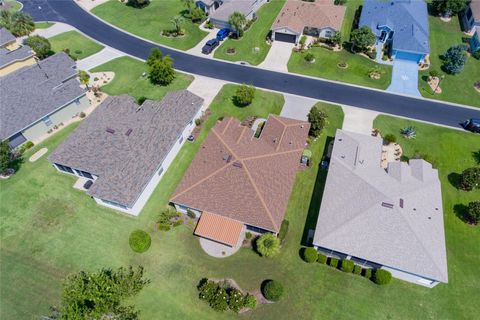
[243, 294, 257, 309]
[340, 259, 355, 273]
[302, 247, 318, 263]
[460, 167, 480, 191]
[129, 230, 151, 253]
[262, 280, 284, 302]
[256, 233, 281, 257]
[372, 269, 392, 285]
[317, 253, 327, 264]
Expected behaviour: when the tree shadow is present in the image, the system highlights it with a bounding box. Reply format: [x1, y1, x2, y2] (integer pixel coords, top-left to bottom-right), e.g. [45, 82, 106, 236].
[9, 155, 25, 175]
[472, 150, 480, 165]
[447, 172, 462, 189]
[300, 136, 334, 246]
[453, 204, 471, 224]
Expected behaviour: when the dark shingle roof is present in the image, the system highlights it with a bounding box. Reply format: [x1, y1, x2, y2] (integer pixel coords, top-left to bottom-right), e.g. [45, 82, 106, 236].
[0, 45, 34, 68]
[48, 90, 204, 207]
[359, 0, 429, 55]
[0, 52, 86, 139]
[0, 28, 15, 47]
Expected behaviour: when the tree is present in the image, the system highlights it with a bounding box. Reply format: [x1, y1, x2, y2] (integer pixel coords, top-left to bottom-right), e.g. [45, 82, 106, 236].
[9, 11, 35, 36]
[228, 11, 247, 38]
[261, 280, 284, 301]
[460, 167, 480, 191]
[331, 31, 342, 48]
[48, 266, 150, 319]
[350, 26, 376, 52]
[233, 84, 255, 106]
[0, 10, 13, 30]
[442, 44, 468, 74]
[0, 141, 13, 173]
[307, 105, 328, 137]
[170, 15, 184, 34]
[466, 201, 480, 224]
[147, 48, 175, 86]
[181, 0, 195, 15]
[432, 0, 466, 17]
[146, 47, 163, 67]
[78, 70, 90, 90]
[127, 0, 150, 8]
[190, 7, 206, 22]
[26, 35, 51, 59]
[256, 233, 280, 257]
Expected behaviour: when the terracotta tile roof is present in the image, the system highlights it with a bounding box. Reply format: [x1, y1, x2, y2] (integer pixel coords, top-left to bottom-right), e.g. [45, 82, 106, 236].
[171, 115, 310, 232]
[272, 0, 346, 34]
[194, 211, 244, 247]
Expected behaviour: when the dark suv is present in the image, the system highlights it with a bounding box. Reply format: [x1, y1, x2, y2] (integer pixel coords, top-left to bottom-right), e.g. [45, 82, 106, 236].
[202, 39, 219, 54]
[462, 118, 480, 133]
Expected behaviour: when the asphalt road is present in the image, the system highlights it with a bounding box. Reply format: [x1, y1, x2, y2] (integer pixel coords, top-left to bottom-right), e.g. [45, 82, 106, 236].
[20, 0, 480, 128]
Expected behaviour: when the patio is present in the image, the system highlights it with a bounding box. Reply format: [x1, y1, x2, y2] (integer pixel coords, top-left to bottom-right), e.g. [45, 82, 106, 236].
[198, 226, 246, 258]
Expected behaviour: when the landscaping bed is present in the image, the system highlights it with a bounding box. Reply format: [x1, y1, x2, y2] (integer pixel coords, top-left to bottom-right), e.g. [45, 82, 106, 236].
[49, 30, 104, 60]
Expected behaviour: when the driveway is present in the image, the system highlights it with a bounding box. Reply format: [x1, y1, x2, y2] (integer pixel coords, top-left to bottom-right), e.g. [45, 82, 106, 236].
[77, 47, 125, 71]
[280, 94, 317, 120]
[259, 41, 295, 72]
[342, 105, 379, 135]
[187, 75, 227, 110]
[186, 27, 219, 58]
[387, 59, 421, 97]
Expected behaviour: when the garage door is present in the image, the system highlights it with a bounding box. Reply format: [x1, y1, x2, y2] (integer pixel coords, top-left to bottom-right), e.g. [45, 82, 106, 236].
[275, 32, 296, 43]
[8, 132, 27, 148]
[395, 51, 423, 63]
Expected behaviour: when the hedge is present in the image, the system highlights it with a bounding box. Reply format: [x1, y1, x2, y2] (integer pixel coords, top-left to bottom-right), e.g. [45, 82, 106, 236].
[328, 257, 339, 268]
[362, 268, 372, 279]
[353, 265, 362, 275]
[372, 269, 392, 285]
[303, 247, 318, 263]
[317, 253, 327, 264]
[340, 259, 355, 273]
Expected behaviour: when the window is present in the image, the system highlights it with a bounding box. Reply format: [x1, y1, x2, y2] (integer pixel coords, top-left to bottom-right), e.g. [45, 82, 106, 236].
[43, 116, 52, 126]
[101, 199, 128, 210]
[55, 163, 74, 174]
[246, 225, 269, 234]
[75, 169, 93, 179]
[158, 167, 164, 176]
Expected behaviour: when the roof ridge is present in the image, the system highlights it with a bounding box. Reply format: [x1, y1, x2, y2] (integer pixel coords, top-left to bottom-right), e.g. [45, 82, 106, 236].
[212, 126, 240, 159]
[222, 117, 233, 134]
[243, 148, 304, 161]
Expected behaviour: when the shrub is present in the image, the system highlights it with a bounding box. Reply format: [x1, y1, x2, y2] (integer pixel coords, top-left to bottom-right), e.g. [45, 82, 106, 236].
[362, 268, 372, 279]
[137, 96, 147, 105]
[158, 223, 170, 231]
[17, 141, 34, 155]
[460, 167, 480, 191]
[299, 35, 307, 50]
[429, 70, 440, 78]
[233, 84, 255, 107]
[278, 219, 289, 241]
[308, 105, 328, 137]
[262, 280, 284, 302]
[442, 44, 468, 74]
[194, 118, 203, 126]
[245, 231, 253, 240]
[304, 52, 315, 62]
[328, 257, 339, 268]
[0, 141, 13, 172]
[128, 230, 151, 253]
[227, 288, 244, 313]
[340, 259, 355, 273]
[353, 265, 362, 275]
[303, 247, 319, 263]
[383, 133, 396, 144]
[243, 294, 257, 309]
[173, 220, 183, 227]
[26, 35, 51, 59]
[372, 269, 392, 285]
[93, 77, 99, 81]
[466, 201, 480, 224]
[366, 50, 377, 59]
[205, 20, 214, 29]
[190, 7, 206, 23]
[334, 0, 347, 4]
[127, 0, 150, 8]
[256, 233, 280, 257]
[317, 253, 327, 264]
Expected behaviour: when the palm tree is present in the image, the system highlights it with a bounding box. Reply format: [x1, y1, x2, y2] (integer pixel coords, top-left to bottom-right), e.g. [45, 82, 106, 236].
[181, 0, 195, 15]
[0, 10, 13, 30]
[228, 12, 246, 38]
[170, 15, 183, 34]
[10, 12, 35, 37]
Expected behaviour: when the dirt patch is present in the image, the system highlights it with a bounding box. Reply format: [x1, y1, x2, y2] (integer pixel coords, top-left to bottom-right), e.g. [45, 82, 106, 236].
[427, 76, 442, 94]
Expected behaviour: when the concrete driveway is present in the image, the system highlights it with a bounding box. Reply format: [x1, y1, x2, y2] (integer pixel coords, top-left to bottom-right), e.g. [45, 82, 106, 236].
[186, 27, 219, 58]
[187, 75, 227, 110]
[78, 47, 125, 71]
[387, 59, 421, 97]
[280, 94, 317, 120]
[259, 41, 295, 72]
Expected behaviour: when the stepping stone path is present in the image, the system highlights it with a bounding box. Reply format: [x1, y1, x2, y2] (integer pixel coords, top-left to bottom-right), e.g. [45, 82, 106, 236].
[29, 148, 48, 162]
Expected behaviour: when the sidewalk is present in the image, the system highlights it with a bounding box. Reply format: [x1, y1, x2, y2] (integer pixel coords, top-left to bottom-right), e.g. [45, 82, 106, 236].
[77, 47, 125, 71]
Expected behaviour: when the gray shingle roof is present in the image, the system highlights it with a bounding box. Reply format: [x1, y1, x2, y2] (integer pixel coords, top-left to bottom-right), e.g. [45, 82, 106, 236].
[313, 129, 448, 283]
[48, 90, 204, 207]
[0, 27, 16, 47]
[0, 44, 34, 68]
[359, 0, 429, 55]
[210, 0, 255, 22]
[0, 52, 86, 140]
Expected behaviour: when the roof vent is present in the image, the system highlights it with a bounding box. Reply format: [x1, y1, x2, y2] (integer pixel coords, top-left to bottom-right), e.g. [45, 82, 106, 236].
[223, 154, 232, 162]
[125, 128, 133, 136]
[106, 128, 115, 134]
[381, 202, 394, 209]
[399, 198, 404, 208]
[232, 161, 243, 168]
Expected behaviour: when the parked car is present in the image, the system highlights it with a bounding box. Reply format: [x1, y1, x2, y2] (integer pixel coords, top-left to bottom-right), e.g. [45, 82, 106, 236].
[187, 135, 195, 142]
[83, 179, 93, 190]
[202, 39, 219, 54]
[216, 28, 230, 41]
[462, 118, 480, 133]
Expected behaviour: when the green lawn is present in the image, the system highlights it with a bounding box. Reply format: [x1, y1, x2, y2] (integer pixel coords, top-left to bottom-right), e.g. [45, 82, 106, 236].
[288, 46, 392, 89]
[92, 0, 207, 51]
[214, 0, 286, 65]
[34, 22, 54, 29]
[340, 0, 362, 41]
[49, 30, 104, 60]
[419, 15, 480, 107]
[3, 0, 22, 12]
[89, 56, 194, 101]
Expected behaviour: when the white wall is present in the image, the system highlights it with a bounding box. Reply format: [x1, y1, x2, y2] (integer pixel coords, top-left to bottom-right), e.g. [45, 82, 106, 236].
[381, 266, 440, 288]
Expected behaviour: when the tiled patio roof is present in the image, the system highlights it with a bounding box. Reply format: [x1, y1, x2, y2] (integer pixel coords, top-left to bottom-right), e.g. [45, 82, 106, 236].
[194, 211, 244, 247]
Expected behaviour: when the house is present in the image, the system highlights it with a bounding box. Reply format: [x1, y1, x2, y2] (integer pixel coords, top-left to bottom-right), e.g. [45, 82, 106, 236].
[359, 0, 429, 63]
[196, 0, 223, 15]
[460, 0, 480, 33]
[469, 26, 480, 53]
[0, 27, 35, 76]
[170, 115, 310, 248]
[48, 91, 204, 216]
[208, 0, 267, 29]
[271, 0, 346, 44]
[312, 130, 448, 288]
[0, 52, 88, 148]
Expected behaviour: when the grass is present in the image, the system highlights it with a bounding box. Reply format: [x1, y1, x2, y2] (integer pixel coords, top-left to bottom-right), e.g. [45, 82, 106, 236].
[213, 0, 286, 65]
[418, 14, 480, 107]
[340, 0, 362, 41]
[92, 0, 207, 51]
[89, 57, 194, 101]
[49, 30, 104, 60]
[34, 22, 54, 29]
[3, 0, 22, 12]
[288, 46, 392, 89]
